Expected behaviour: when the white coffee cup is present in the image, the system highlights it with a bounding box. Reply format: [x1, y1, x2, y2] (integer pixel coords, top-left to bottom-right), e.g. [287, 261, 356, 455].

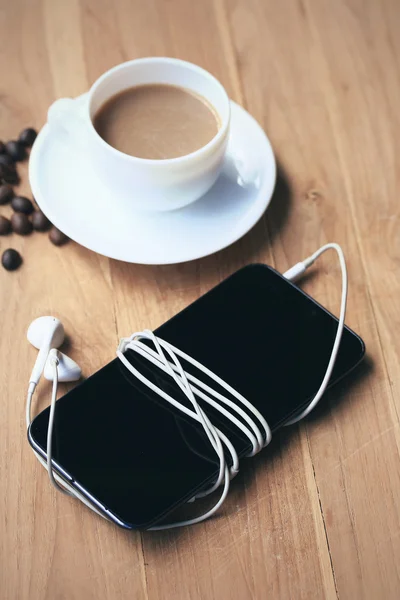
[47, 57, 231, 211]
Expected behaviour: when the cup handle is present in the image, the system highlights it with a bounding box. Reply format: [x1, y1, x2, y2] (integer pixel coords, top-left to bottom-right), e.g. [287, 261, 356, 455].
[47, 93, 89, 148]
[224, 151, 258, 187]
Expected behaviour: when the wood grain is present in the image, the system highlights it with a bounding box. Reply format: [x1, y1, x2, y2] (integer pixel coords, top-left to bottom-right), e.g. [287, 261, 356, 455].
[0, 0, 399, 598]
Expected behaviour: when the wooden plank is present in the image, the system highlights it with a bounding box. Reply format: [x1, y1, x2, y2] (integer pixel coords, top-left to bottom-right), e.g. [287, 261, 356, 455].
[0, 1, 146, 599]
[302, 1, 400, 597]
[226, 0, 400, 597]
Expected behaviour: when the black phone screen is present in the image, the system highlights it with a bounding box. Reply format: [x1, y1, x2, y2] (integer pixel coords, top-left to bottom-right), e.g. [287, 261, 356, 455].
[28, 265, 365, 529]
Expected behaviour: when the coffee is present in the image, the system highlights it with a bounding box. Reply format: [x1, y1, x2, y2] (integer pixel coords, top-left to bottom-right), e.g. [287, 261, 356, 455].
[93, 84, 220, 160]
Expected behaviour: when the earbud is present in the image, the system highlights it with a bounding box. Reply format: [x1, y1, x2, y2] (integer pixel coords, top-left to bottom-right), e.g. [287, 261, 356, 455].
[26, 317, 81, 438]
[44, 349, 81, 382]
[27, 316, 65, 386]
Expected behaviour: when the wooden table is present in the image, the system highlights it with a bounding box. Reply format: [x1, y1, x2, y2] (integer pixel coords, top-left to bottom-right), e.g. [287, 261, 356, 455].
[1, 0, 400, 598]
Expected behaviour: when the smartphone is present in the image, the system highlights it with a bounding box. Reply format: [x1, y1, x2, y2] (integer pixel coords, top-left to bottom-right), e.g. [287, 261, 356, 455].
[28, 265, 365, 529]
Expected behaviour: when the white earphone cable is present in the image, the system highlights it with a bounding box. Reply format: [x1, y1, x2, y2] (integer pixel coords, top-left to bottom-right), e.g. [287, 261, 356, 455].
[46, 358, 71, 494]
[26, 243, 348, 529]
[282, 243, 347, 424]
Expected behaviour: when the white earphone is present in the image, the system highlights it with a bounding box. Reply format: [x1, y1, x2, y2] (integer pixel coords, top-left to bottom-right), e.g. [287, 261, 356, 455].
[26, 316, 81, 426]
[26, 243, 348, 530]
[27, 317, 81, 385]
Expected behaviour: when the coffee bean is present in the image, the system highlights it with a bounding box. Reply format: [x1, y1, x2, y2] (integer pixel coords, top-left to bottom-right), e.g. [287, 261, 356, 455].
[0, 163, 19, 184]
[5, 140, 26, 162]
[49, 226, 69, 246]
[11, 212, 33, 235]
[0, 154, 15, 168]
[0, 141, 5, 154]
[2, 248, 22, 271]
[32, 210, 51, 231]
[19, 128, 37, 147]
[0, 184, 14, 205]
[11, 195, 34, 214]
[0, 215, 11, 235]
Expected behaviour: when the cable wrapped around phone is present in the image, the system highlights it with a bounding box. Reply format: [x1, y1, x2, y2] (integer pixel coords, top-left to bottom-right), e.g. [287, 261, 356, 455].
[26, 243, 347, 530]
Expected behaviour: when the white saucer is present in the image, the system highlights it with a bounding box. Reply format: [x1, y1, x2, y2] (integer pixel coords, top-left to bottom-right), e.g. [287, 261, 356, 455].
[29, 101, 276, 264]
